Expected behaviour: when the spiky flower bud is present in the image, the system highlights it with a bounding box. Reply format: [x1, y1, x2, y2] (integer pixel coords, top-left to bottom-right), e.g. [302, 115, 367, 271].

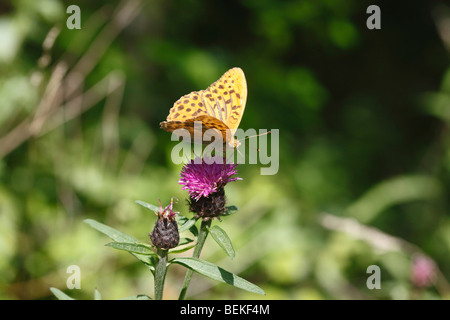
[150, 198, 179, 250]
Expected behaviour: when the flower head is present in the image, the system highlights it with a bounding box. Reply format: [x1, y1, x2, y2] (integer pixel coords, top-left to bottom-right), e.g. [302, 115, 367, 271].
[149, 198, 179, 250]
[179, 156, 241, 220]
[411, 255, 435, 288]
[179, 156, 241, 201]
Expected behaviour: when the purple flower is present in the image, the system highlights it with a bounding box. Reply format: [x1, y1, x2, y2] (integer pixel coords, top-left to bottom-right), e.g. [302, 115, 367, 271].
[179, 156, 241, 201]
[411, 255, 435, 288]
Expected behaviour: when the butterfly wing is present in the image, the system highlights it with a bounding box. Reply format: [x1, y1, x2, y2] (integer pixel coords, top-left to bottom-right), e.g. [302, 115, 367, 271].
[202, 67, 247, 136]
[160, 67, 247, 145]
[161, 115, 230, 144]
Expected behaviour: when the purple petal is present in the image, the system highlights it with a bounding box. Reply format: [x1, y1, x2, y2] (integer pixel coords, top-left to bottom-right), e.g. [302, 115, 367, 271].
[179, 156, 241, 200]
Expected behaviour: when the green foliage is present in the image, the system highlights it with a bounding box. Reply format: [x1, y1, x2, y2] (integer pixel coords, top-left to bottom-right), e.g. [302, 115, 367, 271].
[208, 225, 235, 259]
[84, 219, 138, 243]
[50, 287, 151, 300]
[176, 215, 198, 235]
[50, 288, 75, 300]
[171, 257, 265, 296]
[1, 0, 450, 300]
[105, 242, 156, 256]
[84, 218, 156, 269]
[83, 210, 260, 299]
[135, 200, 160, 213]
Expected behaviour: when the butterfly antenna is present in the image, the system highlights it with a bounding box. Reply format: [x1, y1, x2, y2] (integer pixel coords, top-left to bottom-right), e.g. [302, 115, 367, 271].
[238, 130, 271, 152]
[236, 144, 243, 159]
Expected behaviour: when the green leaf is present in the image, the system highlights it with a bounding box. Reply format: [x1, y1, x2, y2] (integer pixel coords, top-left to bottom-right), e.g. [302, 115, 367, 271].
[94, 288, 102, 300]
[167, 238, 195, 254]
[209, 225, 235, 259]
[176, 214, 189, 224]
[84, 219, 155, 268]
[50, 287, 75, 300]
[178, 237, 194, 246]
[168, 243, 197, 254]
[84, 219, 137, 243]
[134, 254, 157, 271]
[119, 294, 152, 300]
[105, 242, 156, 256]
[135, 200, 159, 213]
[170, 257, 265, 295]
[189, 224, 199, 237]
[176, 215, 198, 236]
[178, 217, 196, 233]
[223, 205, 238, 216]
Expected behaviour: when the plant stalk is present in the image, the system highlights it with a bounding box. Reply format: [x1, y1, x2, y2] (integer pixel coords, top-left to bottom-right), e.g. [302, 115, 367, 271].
[178, 219, 211, 300]
[154, 248, 168, 300]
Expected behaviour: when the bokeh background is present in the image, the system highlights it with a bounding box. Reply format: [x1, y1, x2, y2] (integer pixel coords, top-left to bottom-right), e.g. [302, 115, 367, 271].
[1, 0, 450, 300]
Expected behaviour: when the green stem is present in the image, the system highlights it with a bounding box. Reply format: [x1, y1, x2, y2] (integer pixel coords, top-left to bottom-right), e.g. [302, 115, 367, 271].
[154, 248, 168, 300]
[178, 219, 211, 300]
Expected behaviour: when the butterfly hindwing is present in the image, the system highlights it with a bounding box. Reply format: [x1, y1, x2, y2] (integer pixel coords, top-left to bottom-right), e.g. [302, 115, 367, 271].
[160, 115, 230, 144]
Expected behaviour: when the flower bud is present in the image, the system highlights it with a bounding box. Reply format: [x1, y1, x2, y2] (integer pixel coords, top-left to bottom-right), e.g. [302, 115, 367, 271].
[150, 199, 179, 250]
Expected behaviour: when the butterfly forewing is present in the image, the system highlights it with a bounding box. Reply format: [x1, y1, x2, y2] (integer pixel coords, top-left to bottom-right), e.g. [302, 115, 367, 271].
[166, 91, 208, 121]
[160, 67, 247, 147]
[201, 67, 247, 136]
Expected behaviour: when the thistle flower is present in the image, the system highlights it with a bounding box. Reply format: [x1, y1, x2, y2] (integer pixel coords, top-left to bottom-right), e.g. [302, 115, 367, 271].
[149, 198, 179, 250]
[179, 156, 241, 200]
[179, 156, 241, 220]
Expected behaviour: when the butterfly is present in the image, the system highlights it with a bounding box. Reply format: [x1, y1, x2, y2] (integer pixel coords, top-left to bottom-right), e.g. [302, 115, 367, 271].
[160, 67, 247, 148]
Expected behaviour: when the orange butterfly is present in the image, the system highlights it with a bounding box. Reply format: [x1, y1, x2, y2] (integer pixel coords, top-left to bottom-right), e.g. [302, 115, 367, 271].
[160, 67, 247, 148]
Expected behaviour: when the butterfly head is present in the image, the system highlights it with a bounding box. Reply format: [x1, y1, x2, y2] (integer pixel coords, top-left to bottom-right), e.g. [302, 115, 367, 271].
[230, 138, 241, 149]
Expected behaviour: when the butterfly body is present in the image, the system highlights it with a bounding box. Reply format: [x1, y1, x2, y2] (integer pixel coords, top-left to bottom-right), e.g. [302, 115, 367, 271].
[160, 67, 247, 148]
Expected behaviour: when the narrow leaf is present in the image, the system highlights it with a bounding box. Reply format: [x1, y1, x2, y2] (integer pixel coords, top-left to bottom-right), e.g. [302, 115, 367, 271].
[84, 219, 155, 268]
[209, 225, 235, 259]
[171, 257, 265, 295]
[134, 254, 156, 271]
[169, 243, 197, 254]
[189, 224, 199, 237]
[178, 237, 194, 246]
[176, 214, 189, 224]
[119, 294, 152, 300]
[178, 217, 196, 233]
[135, 200, 159, 213]
[224, 205, 239, 216]
[94, 288, 102, 300]
[176, 215, 198, 236]
[168, 238, 195, 254]
[50, 287, 75, 300]
[84, 219, 137, 243]
[106, 242, 156, 256]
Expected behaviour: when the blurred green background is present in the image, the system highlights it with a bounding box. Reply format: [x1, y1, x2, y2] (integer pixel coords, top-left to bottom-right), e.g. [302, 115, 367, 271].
[1, 0, 450, 300]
